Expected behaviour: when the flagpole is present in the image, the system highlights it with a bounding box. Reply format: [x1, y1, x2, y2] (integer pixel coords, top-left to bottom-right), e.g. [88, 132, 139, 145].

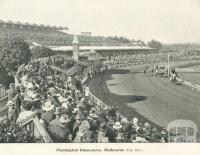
[168, 53, 170, 76]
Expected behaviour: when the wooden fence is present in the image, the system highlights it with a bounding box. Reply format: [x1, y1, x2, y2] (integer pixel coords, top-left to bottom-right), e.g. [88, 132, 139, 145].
[0, 84, 8, 118]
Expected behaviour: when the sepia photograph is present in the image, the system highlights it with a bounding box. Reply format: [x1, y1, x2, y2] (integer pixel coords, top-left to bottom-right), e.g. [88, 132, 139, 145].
[0, 1, 200, 152]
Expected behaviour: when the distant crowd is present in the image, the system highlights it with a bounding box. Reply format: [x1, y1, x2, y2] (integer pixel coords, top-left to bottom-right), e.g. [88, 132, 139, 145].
[103, 52, 196, 69]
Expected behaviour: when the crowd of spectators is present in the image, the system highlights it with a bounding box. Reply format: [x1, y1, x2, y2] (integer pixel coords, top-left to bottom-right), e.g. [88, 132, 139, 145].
[0, 26, 124, 46]
[103, 53, 168, 69]
[103, 52, 198, 69]
[3, 59, 169, 143]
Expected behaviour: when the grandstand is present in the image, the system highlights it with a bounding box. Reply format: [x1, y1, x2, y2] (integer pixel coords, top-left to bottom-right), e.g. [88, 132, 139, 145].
[0, 20, 126, 46]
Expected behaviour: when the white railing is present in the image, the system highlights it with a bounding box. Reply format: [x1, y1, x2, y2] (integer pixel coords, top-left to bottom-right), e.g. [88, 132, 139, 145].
[22, 115, 53, 143]
[176, 77, 200, 92]
[0, 85, 8, 118]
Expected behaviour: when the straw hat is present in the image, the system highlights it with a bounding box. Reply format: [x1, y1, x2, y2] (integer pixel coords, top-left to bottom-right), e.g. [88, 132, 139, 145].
[121, 117, 129, 124]
[58, 96, 67, 103]
[72, 108, 79, 114]
[89, 108, 98, 118]
[102, 105, 109, 110]
[59, 114, 71, 123]
[62, 102, 68, 109]
[132, 117, 139, 125]
[7, 100, 14, 106]
[161, 128, 167, 135]
[160, 137, 165, 143]
[87, 115, 93, 120]
[113, 122, 122, 130]
[49, 87, 55, 92]
[42, 101, 54, 111]
[24, 96, 34, 102]
[56, 93, 61, 97]
[89, 113, 98, 118]
[67, 96, 73, 102]
[27, 82, 34, 89]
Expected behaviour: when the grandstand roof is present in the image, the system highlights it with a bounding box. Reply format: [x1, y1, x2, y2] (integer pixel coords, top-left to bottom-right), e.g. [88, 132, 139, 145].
[0, 19, 69, 30]
[49, 45, 154, 51]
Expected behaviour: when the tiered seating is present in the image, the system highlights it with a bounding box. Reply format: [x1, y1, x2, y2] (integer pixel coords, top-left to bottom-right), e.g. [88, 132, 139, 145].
[0, 21, 125, 46]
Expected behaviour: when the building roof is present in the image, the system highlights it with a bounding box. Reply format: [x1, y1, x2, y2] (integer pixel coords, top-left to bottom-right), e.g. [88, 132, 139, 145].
[49, 45, 154, 51]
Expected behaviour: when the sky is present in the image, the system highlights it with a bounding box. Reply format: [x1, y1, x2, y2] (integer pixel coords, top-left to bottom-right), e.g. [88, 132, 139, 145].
[0, 0, 200, 44]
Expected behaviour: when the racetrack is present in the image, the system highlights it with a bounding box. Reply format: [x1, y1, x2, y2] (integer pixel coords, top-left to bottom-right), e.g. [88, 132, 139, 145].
[89, 65, 200, 139]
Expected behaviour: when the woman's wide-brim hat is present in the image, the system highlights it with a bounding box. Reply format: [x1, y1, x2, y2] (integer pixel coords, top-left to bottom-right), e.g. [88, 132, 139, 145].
[59, 114, 71, 123]
[113, 122, 122, 130]
[42, 101, 54, 111]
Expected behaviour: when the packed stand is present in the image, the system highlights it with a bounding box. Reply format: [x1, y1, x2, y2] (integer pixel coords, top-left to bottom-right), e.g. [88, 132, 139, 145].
[0, 24, 125, 46]
[103, 52, 198, 69]
[2, 59, 169, 143]
[103, 53, 168, 69]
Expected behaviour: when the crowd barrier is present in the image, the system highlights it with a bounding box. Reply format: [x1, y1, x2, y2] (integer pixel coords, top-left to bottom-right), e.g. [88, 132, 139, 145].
[21, 115, 53, 143]
[169, 60, 200, 93]
[176, 77, 200, 93]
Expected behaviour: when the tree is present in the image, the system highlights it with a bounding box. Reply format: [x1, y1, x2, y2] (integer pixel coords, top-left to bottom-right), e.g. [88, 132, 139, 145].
[148, 39, 162, 50]
[0, 37, 31, 72]
[31, 46, 55, 59]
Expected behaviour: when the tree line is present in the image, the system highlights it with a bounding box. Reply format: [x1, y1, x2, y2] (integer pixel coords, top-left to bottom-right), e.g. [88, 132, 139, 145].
[0, 36, 55, 73]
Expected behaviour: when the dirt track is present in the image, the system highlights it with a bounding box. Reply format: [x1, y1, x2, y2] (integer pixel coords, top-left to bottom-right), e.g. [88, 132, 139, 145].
[89, 65, 200, 139]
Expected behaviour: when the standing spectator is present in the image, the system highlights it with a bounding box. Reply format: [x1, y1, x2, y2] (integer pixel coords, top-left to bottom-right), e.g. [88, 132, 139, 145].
[50, 114, 71, 143]
[7, 83, 15, 101]
[41, 101, 54, 125]
[6, 100, 17, 122]
[84, 85, 90, 99]
[75, 76, 83, 93]
[13, 86, 24, 116]
[49, 107, 63, 133]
